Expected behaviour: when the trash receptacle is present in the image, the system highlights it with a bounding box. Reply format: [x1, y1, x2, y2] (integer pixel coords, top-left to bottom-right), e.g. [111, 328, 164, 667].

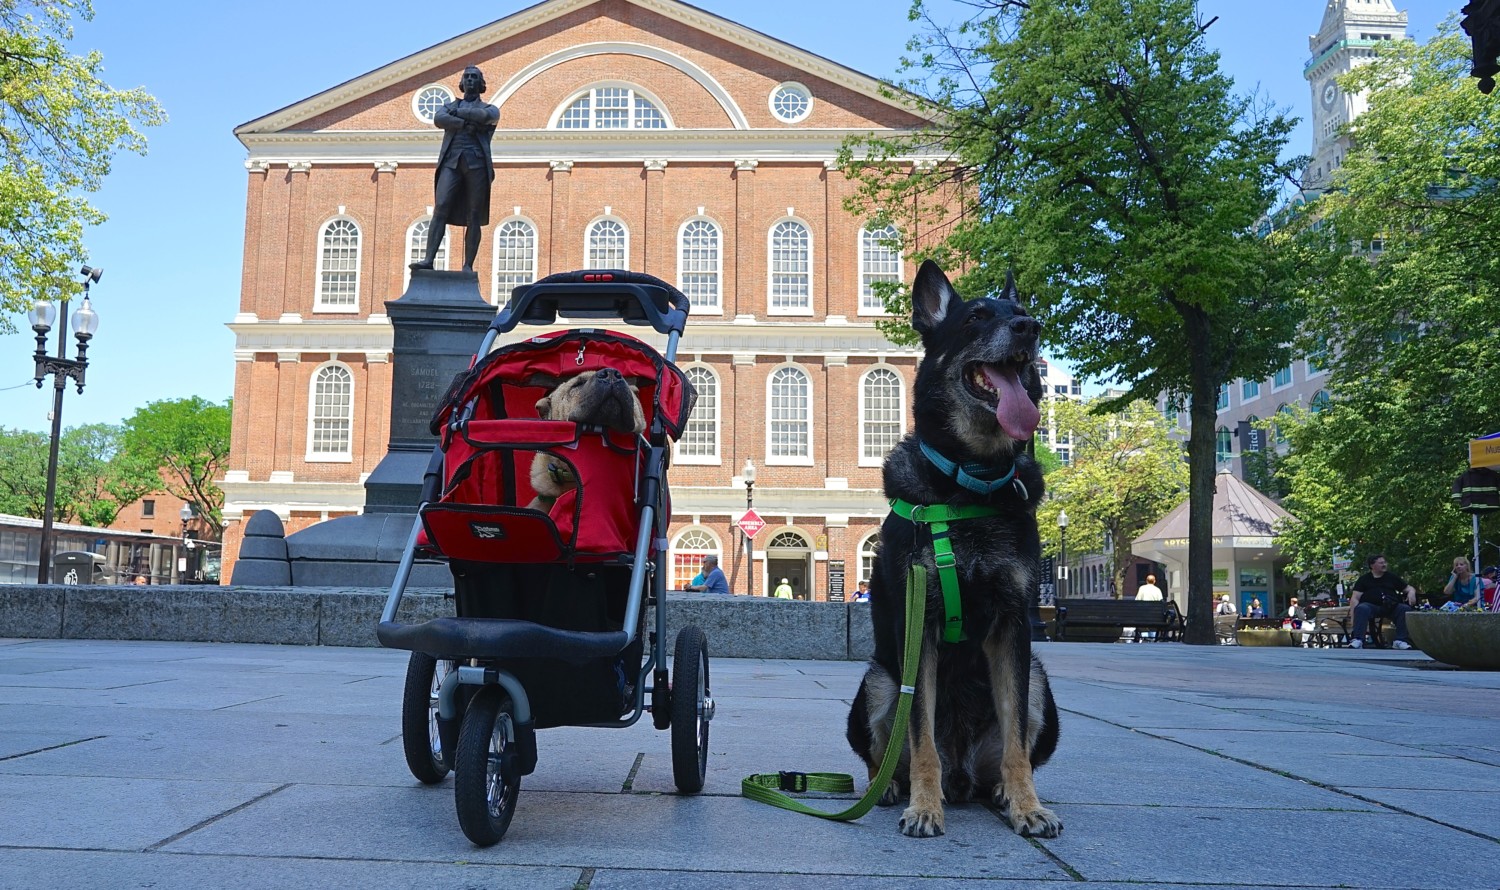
[53, 551, 106, 585]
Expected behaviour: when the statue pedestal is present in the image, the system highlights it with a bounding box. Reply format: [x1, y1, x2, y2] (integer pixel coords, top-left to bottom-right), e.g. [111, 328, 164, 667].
[232, 270, 495, 587]
[365, 269, 496, 512]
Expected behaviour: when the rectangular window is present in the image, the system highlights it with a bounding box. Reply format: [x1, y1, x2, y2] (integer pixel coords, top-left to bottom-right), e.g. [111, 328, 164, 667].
[1217, 384, 1230, 411]
[1242, 380, 1260, 401]
[142, 499, 155, 518]
[1273, 366, 1293, 389]
[677, 367, 718, 461]
[769, 221, 811, 314]
[859, 227, 901, 314]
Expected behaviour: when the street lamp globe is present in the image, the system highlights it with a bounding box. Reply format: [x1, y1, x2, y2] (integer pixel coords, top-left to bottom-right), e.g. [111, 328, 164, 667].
[742, 459, 756, 487]
[180, 504, 194, 524]
[1057, 510, 1068, 530]
[28, 299, 56, 333]
[71, 296, 99, 339]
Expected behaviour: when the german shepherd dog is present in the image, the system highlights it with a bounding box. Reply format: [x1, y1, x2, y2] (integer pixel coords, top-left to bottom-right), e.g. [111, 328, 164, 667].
[847, 260, 1061, 838]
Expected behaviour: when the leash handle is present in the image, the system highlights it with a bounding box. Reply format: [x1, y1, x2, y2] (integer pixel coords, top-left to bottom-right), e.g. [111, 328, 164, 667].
[740, 564, 927, 820]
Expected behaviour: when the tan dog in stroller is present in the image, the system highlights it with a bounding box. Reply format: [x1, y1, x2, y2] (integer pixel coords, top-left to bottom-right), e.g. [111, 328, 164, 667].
[529, 367, 646, 512]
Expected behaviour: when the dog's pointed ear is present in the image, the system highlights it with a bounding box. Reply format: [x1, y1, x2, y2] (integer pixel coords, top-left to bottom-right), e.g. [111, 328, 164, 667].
[534, 395, 552, 418]
[912, 260, 960, 335]
[1002, 268, 1020, 303]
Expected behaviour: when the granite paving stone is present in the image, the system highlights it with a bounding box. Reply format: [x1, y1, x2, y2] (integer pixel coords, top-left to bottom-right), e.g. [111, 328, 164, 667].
[2, 637, 1498, 889]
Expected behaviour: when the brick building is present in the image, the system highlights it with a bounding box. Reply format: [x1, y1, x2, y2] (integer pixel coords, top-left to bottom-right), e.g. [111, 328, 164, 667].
[221, 0, 949, 598]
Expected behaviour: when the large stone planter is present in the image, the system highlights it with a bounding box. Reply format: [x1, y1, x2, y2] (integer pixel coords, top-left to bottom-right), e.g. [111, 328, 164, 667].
[1235, 628, 1296, 647]
[1406, 612, 1500, 670]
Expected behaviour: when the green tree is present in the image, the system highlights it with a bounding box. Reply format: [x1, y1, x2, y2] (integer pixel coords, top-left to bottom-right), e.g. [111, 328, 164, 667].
[1276, 21, 1500, 590]
[1034, 398, 1189, 597]
[0, 422, 146, 524]
[0, 0, 165, 323]
[842, 0, 1304, 641]
[117, 397, 231, 537]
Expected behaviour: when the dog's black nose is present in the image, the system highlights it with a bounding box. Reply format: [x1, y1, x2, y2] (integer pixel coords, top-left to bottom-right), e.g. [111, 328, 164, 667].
[595, 368, 622, 380]
[1010, 317, 1040, 339]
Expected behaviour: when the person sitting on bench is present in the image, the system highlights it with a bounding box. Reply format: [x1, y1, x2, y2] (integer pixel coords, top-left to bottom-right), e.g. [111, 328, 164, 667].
[1348, 554, 1416, 650]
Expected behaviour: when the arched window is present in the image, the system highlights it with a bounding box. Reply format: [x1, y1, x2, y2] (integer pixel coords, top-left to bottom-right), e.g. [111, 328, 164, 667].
[308, 364, 354, 460]
[555, 86, 668, 129]
[768, 220, 811, 314]
[1215, 426, 1232, 462]
[859, 225, 901, 314]
[860, 367, 904, 464]
[492, 218, 537, 304]
[316, 218, 360, 310]
[1311, 390, 1331, 413]
[859, 533, 880, 587]
[677, 366, 718, 462]
[678, 218, 721, 311]
[586, 218, 628, 269]
[671, 528, 719, 590]
[768, 366, 812, 462]
[768, 530, 809, 550]
[405, 217, 447, 289]
[1275, 403, 1295, 444]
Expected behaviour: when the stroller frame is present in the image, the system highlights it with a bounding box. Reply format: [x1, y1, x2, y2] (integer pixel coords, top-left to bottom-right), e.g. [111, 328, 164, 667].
[377, 270, 708, 846]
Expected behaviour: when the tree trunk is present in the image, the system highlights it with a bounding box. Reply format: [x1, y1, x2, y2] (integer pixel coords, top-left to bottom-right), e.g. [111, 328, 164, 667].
[1183, 310, 1219, 645]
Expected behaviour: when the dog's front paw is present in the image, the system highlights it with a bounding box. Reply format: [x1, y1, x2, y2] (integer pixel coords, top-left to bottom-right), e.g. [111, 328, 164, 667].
[1005, 803, 1062, 838]
[898, 804, 945, 837]
[876, 779, 903, 807]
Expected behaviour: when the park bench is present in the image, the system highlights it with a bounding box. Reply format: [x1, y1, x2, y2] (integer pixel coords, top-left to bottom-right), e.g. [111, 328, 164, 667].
[1306, 605, 1393, 648]
[1054, 598, 1177, 642]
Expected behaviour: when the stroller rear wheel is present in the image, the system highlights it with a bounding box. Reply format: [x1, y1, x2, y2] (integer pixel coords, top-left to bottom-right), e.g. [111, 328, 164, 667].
[454, 685, 522, 846]
[401, 653, 453, 784]
[670, 625, 711, 793]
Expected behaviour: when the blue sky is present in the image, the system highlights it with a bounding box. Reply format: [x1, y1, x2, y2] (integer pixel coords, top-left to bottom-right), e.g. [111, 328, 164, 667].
[0, 0, 1455, 432]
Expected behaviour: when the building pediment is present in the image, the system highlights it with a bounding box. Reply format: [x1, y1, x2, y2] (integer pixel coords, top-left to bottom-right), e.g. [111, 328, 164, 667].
[236, 0, 927, 143]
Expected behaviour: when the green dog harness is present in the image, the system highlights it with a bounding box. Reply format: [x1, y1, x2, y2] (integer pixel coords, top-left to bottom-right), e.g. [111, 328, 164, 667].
[888, 498, 1003, 643]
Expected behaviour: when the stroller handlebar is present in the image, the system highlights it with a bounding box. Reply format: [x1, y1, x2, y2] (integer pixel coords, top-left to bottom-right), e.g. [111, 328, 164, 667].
[493, 270, 689, 337]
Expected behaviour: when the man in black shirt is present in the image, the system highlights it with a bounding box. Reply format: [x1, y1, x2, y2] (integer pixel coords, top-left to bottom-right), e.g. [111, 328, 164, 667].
[1348, 554, 1416, 650]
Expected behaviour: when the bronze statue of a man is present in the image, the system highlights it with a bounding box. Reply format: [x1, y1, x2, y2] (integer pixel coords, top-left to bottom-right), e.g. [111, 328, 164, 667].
[412, 65, 500, 272]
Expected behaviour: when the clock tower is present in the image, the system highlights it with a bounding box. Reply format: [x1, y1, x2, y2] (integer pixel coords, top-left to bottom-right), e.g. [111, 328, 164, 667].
[1302, 0, 1408, 194]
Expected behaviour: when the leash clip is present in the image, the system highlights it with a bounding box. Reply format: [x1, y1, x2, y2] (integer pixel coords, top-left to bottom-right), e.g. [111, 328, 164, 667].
[778, 770, 809, 792]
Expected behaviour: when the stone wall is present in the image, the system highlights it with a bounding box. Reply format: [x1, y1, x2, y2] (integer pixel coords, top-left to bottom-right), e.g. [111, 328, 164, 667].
[0, 586, 873, 661]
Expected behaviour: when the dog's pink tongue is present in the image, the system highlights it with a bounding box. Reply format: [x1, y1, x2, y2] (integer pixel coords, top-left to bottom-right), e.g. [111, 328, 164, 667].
[982, 364, 1040, 440]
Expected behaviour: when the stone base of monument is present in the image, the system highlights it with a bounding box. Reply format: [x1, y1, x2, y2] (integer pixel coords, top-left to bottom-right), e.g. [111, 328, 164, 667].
[1406, 611, 1500, 669]
[229, 267, 491, 591]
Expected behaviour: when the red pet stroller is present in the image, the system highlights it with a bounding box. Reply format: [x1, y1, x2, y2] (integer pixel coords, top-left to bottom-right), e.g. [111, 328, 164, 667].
[377, 270, 709, 846]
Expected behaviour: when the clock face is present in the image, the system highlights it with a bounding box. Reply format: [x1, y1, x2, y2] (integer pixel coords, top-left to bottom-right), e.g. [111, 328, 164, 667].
[1322, 82, 1338, 108]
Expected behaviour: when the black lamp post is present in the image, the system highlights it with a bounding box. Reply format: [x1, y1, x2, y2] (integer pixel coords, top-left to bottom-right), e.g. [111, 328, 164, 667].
[1057, 509, 1069, 601]
[180, 504, 196, 582]
[32, 266, 102, 584]
[742, 459, 756, 597]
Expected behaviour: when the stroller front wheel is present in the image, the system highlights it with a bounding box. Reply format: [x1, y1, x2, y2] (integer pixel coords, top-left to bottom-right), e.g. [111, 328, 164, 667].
[454, 685, 522, 846]
[401, 653, 453, 784]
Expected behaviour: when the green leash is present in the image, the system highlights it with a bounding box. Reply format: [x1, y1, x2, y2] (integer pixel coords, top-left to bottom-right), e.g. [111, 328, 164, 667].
[741, 563, 927, 820]
[740, 498, 1004, 820]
